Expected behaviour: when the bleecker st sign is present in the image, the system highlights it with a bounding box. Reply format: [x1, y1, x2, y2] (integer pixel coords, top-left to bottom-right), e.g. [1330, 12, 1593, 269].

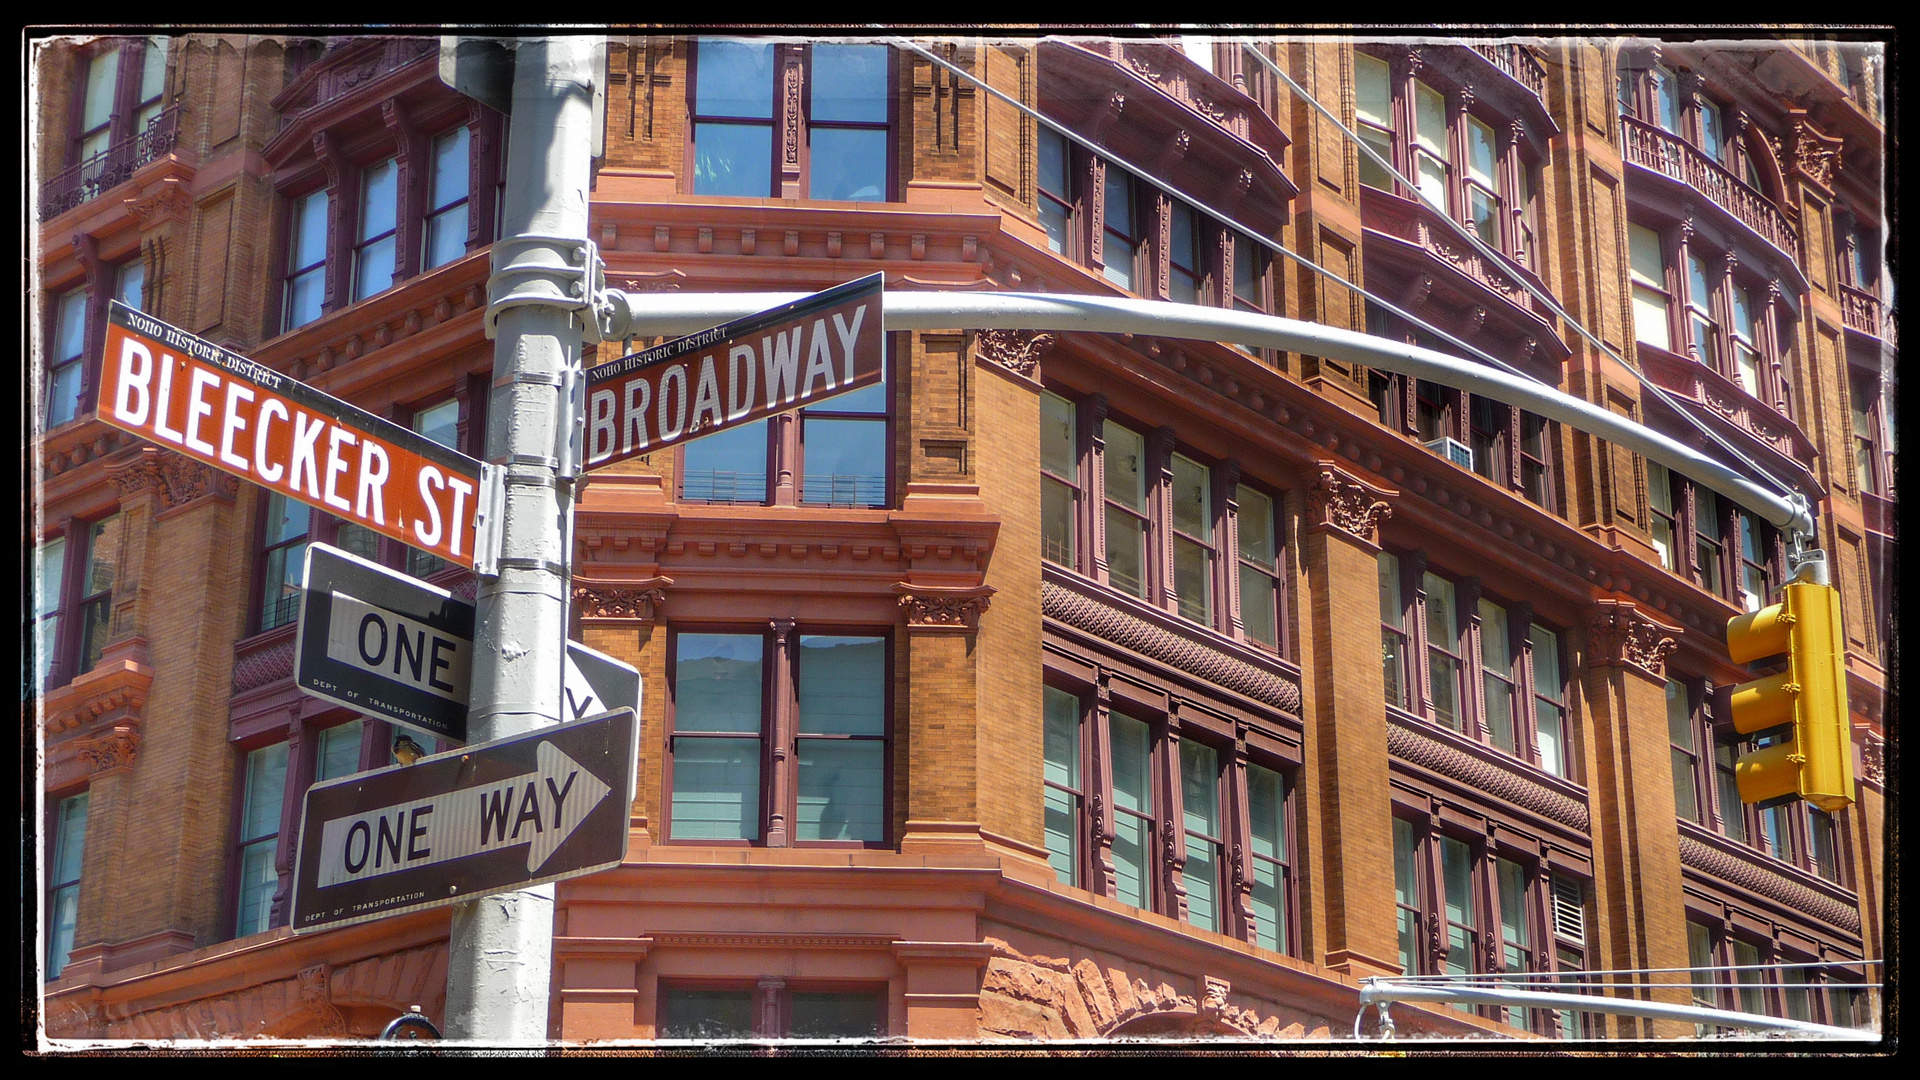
[98, 302, 486, 568]
[584, 273, 884, 471]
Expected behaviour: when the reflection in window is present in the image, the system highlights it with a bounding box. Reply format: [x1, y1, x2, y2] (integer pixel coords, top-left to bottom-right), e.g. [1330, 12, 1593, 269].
[235, 741, 288, 936]
[47, 793, 88, 979]
[47, 288, 89, 427]
[796, 636, 886, 842]
[807, 45, 889, 201]
[284, 190, 329, 331]
[424, 127, 471, 270]
[692, 40, 775, 197]
[353, 159, 399, 301]
[670, 633, 764, 842]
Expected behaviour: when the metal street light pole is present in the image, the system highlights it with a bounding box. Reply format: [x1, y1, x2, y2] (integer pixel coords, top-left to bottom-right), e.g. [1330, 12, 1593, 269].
[442, 35, 596, 1043]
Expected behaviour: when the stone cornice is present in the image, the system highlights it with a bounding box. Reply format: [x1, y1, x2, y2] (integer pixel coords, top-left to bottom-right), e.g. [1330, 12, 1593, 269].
[1386, 714, 1592, 835]
[1677, 820, 1862, 937]
[1041, 572, 1302, 718]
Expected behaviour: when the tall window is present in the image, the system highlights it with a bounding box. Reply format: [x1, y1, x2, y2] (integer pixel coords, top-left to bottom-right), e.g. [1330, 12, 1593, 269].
[1169, 202, 1201, 303]
[1247, 762, 1291, 954]
[1038, 128, 1072, 254]
[315, 719, 366, 782]
[407, 399, 462, 578]
[1109, 710, 1155, 909]
[1180, 741, 1226, 932]
[1411, 81, 1450, 211]
[1648, 462, 1679, 571]
[1042, 686, 1084, 886]
[666, 630, 888, 846]
[422, 127, 471, 270]
[1100, 169, 1139, 289]
[1685, 250, 1721, 370]
[70, 37, 169, 174]
[234, 741, 288, 937]
[1668, 678, 1701, 823]
[1850, 367, 1885, 496]
[1630, 223, 1673, 351]
[1040, 391, 1079, 567]
[1237, 486, 1281, 649]
[1355, 53, 1396, 190]
[47, 792, 89, 979]
[1169, 455, 1214, 624]
[1463, 115, 1502, 246]
[33, 538, 68, 694]
[1103, 421, 1150, 598]
[689, 41, 893, 201]
[282, 189, 329, 332]
[71, 514, 124, 678]
[1735, 509, 1773, 613]
[256, 493, 311, 633]
[1382, 553, 1571, 775]
[46, 288, 89, 427]
[1693, 487, 1727, 599]
[352, 159, 399, 301]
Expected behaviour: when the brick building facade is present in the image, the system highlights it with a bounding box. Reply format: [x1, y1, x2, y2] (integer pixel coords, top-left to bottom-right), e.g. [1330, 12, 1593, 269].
[30, 31, 1890, 1043]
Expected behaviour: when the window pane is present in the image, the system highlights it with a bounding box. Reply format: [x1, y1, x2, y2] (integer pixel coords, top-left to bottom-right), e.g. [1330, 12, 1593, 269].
[1479, 600, 1511, 676]
[693, 123, 773, 197]
[430, 126, 471, 209]
[1731, 939, 1763, 1014]
[1043, 477, 1076, 567]
[286, 267, 325, 331]
[1110, 712, 1151, 815]
[675, 634, 763, 732]
[1249, 764, 1285, 860]
[38, 537, 68, 619]
[809, 127, 887, 202]
[316, 720, 364, 782]
[1040, 392, 1077, 478]
[1442, 836, 1473, 926]
[260, 541, 307, 631]
[797, 739, 883, 842]
[1633, 285, 1673, 350]
[242, 741, 289, 841]
[1356, 53, 1391, 125]
[1668, 679, 1699, 822]
[1498, 858, 1528, 947]
[790, 991, 886, 1038]
[413, 399, 460, 450]
[695, 40, 775, 118]
[56, 288, 88, 362]
[335, 521, 379, 563]
[1238, 487, 1275, 565]
[1171, 455, 1209, 540]
[117, 260, 145, 310]
[48, 887, 82, 979]
[810, 44, 888, 122]
[354, 234, 396, 301]
[798, 636, 884, 734]
[1394, 818, 1419, 974]
[425, 204, 470, 270]
[1180, 741, 1218, 835]
[1174, 538, 1210, 623]
[660, 987, 754, 1039]
[1103, 422, 1146, 510]
[1038, 129, 1069, 254]
[1466, 116, 1497, 184]
[1183, 837, 1219, 932]
[1241, 567, 1277, 647]
[235, 839, 278, 937]
[52, 792, 89, 886]
[682, 419, 769, 503]
[1414, 82, 1447, 152]
[1043, 687, 1079, 789]
[801, 417, 886, 506]
[1102, 172, 1135, 289]
[1809, 809, 1839, 882]
[1359, 126, 1395, 190]
[290, 191, 329, 267]
[1378, 552, 1402, 626]
[82, 48, 120, 130]
[360, 159, 398, 241]
[1105, 507, 1145, 597]
[1629, 224, 1665, 285]
[670, 738, 761, 841]
[1252, 858, 1286, 954]
[1112, 812, 1150, 909]
[1171, 203, 1197, 270]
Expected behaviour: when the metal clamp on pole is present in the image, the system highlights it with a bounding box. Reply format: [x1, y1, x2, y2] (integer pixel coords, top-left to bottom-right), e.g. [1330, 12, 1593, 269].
[483, 233, 599, 341]
[380, 1005, 441, 1040]
[471, 462, 506, 579]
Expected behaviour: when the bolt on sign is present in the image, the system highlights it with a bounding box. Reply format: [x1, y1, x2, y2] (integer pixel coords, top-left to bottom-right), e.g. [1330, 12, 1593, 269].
[290, 707, 639, 934]
[583, 273, 884, 471]
[96, 301, 486, 568]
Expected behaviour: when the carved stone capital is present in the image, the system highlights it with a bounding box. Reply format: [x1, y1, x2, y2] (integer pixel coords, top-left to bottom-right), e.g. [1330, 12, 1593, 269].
[572, 577, 671, 622]
[974, 329, 1055, 377]
[123, 177, 192, 226]
[75, 724, 141, 778]
[894, 583, 995, 633]
[108, 449, 235, 509]
[1587, 598, 1679, 680]
[1306, 461, 1394, 548]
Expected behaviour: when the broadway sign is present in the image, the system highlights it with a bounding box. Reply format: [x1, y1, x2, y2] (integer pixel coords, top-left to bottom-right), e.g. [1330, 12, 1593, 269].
[290, 707, 638, 934]
[97, 302, 487, 568]
[584, 273, 883, 471]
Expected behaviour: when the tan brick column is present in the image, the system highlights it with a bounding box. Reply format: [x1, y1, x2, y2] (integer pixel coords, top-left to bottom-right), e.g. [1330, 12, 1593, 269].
[1297, 462, 1401, 978]
[1581, 598, 1691, 1038]
[897, 586, 993, 854]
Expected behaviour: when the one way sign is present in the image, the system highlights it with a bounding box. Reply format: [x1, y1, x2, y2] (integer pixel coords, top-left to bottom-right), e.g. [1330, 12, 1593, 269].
[290, 708, 638, 934]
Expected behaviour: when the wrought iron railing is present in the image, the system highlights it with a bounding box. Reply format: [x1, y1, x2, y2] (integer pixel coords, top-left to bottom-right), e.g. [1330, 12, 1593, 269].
[1471, 42, 1547, 104]
[38, 105, 183, 222]
[1839, 282, 1884, 338]
[1619, 116, 1798, 259]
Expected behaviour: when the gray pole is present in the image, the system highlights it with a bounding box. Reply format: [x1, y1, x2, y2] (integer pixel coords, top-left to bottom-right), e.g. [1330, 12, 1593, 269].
[443, 35, 596, 1043]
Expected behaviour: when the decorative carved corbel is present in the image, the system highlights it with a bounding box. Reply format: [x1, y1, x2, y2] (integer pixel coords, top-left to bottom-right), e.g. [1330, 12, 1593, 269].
[894, 583, 995, 632]
[75, 724, 141, 777]
[974, 329, 1056, 378]
[572, 577, 672, 623]
[1587, 598, 1679, 680]
[1306, 461, 1395, 548]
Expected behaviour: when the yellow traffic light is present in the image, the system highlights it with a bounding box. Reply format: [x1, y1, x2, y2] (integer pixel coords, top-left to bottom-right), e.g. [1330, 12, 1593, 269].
[1724, 582, 1854, 811]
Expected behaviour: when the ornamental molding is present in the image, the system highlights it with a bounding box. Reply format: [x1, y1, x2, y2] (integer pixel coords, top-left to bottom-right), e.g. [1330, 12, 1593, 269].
[649, 932, 897, 951]
[895, 583, 995, 632]
[1859, 729, 1883, 787]
[74, 724, 141, 778]
[979, 937, 1311, 1039]
[1041, 578, 1302, 716]
[974, 328, 1056, 377]
[122, 175, 192, 225]
[1305, 462, 1395, 547]
[98, 943, 447, 1040]
[1385, 718, 1591, 833]
[1677, 830, 1861, 935]
[1586, 598, 1679, 679]
[572, 577, 672, 622]
[107, 447, 236, 509]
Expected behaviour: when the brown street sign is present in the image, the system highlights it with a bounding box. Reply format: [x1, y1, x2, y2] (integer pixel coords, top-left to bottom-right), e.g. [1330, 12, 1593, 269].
[583, 273, 883, 471]
[291, 707, 639, 934]
[97, 301, 487, 568]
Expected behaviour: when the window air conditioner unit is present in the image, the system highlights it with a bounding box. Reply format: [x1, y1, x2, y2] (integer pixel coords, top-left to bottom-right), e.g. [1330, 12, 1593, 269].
[1424, 436, 1474, 469]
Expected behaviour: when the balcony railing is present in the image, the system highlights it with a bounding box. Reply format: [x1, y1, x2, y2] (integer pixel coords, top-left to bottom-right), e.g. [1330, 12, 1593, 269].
[1471, 42, 1547, 104]
[1620, 116, 1798, 260]
[1839, 282, 1885, 339]
[38, 105, 183, 222]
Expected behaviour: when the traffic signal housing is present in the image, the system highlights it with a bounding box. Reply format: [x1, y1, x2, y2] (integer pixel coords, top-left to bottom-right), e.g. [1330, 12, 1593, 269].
[1724, 581, 1854, 811]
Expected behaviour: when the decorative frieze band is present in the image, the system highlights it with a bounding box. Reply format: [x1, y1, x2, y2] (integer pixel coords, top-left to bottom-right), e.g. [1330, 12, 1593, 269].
[974, 329, 1056, 377]
[1385, 718, 1591, 833]
[1677, 831, 1861, 935]
[572, 577, 672, 622]
[1041, 579, 1302, 716]
[1586, 598, 1679, 680]
[895, 583, 995, 632]
[1306, 461, 1394, 548]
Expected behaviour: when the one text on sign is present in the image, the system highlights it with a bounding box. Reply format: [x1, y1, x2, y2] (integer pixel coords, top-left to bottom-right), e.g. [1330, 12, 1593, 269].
[583, 274, 884, 471]
[97, 302, 485, 568]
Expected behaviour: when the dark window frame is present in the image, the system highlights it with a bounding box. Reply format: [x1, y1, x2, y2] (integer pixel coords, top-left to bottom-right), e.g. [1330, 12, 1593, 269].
[662, 625, 894, 850]
[656, 979, 889, 1039]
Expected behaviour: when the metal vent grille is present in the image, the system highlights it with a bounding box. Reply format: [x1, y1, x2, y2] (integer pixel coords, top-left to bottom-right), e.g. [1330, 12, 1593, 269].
[1551, 874, 1586, 942]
